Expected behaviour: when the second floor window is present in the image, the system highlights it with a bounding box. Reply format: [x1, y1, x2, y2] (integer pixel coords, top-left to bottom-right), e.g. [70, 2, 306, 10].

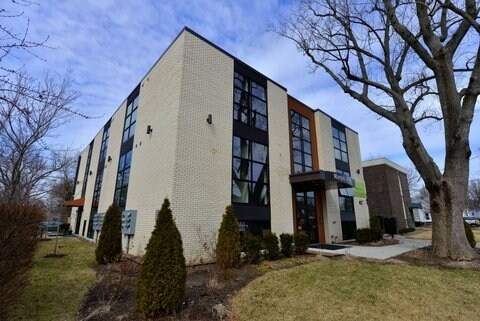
[114, 150, 132, 209]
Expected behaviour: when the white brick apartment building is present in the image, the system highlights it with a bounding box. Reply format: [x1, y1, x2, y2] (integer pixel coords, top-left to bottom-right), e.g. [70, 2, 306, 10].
[66, 27, 369, 263]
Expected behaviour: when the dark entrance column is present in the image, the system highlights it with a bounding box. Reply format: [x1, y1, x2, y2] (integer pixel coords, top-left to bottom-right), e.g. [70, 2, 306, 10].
[74, 207, 83, 234]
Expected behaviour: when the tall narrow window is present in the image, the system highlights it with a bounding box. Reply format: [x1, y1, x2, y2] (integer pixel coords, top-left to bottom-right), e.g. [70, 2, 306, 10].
[332, 127, 349, 163]
[114, 150, 132, 209]
[81, 142, 94, 198]
[233, 72, 268, 131]
[114, 87, 139, 210]
[122, 95, 139, 143]
[232, 136, 269, 205]
[291, 111, 313, 173]
[87, 123, 111, 239]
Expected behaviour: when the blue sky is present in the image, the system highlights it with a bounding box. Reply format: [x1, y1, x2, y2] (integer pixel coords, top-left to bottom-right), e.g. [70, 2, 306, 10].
[4, 0, 480, 185]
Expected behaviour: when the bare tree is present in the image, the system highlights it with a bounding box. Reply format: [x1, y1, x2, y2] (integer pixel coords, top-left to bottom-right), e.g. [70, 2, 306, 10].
[1, 1, 49, 102]
[0, 71, 79, 203]
[407, 166, 421, 197]
[276, 0, 480, 259]
[46, 151, 77, 223]
[468, 179, 480, 209]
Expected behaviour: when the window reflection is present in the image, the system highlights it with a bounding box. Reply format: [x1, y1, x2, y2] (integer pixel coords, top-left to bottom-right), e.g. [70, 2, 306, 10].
[233, 72, 267, 131]
[291, 111, 313, 173]
[231, 135, 269, 205]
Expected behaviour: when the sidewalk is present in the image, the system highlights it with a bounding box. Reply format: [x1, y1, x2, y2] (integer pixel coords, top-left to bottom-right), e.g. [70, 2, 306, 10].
[309, 236, 431, 260]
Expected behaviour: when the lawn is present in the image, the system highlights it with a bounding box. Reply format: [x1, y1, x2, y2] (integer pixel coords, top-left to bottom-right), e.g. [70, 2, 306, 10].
[232, 260, 480, 321]
[406, 228, 480, 241]
[11, 237, 96, 321]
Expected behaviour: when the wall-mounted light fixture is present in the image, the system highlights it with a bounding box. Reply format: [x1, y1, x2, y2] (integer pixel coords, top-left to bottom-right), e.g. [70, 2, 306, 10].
[356, 169, 361, 174]
[107, 156, 112, 162]
[146, 125, 153, 134]
[89, 170, 93, 176]
[76, 180, 80, 184]
[206, 114, 212, 124]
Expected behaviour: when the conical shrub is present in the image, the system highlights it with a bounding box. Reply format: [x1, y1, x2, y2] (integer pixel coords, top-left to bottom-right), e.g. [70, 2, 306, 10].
[136, 198, 186, 318]
[95, 203, 122, 264]
[215, 205, 241, 270]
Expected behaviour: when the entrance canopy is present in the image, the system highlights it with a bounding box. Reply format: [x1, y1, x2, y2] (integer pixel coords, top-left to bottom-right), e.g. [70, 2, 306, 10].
[63, 198, 85, 207]
[289, 170, 354, 190]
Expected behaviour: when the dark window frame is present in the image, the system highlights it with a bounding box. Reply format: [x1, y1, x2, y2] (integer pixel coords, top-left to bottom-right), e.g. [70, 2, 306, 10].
[332, 126, 349, 163]
[232, 135, 269, 206]
[233, 71, 268, 132]
[81, 142, 94, 198]
[291, 111, 313, 173]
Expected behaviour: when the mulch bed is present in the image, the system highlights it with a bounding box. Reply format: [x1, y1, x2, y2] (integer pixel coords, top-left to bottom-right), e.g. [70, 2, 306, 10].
[78, 259, 263, 321]
[349, 238, 400, 247]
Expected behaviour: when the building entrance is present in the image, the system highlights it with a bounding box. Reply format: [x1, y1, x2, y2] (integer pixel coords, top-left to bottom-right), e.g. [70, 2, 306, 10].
[295, 191, 319, 244]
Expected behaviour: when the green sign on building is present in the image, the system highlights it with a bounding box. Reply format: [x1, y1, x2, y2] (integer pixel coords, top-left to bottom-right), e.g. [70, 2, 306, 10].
[354, 181, 367, 198]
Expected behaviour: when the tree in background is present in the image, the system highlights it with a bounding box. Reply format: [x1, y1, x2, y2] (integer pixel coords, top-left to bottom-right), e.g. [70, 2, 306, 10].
[0, 71, 80, 203]
[468, 179, 480, 210]
[277, 0, 480, 259]
[215, 205, 241, 270]
[46, 152, 77, 223]
[137, 198, 186, 318]
[95, 203, 122, 264]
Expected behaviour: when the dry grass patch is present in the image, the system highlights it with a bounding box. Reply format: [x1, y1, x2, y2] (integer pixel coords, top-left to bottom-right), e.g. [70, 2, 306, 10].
[10, 237, 96, 321]
[406, 228, 480, 241]
[232, 260, 480, 321]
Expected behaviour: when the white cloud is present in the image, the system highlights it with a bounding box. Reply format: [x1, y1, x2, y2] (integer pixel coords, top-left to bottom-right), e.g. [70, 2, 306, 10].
[3, 0, 479, 179]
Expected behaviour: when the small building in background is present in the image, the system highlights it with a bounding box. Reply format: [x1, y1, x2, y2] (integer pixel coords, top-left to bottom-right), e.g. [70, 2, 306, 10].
[409, 202, 432, 226]
[362, 158, 414, 231]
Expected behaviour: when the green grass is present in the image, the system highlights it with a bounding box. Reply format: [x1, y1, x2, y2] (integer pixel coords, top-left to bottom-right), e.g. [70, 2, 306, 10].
[11, 237, 96, 321]
[233, 260, 480, 321]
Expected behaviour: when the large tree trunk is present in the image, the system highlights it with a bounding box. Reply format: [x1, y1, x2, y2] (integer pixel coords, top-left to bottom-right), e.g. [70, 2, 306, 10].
[429, 180, 478, 260]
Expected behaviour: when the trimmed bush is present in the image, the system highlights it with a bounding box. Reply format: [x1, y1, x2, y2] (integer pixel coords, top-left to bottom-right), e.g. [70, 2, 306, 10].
[245, 234, 262, 264]
[369, 216, 384, 239]
[59, 223, 70, 234]
[294, 231, 310, 255]
[464, 221, 476, 248]
[0, 203, 45, 320]
[354, 227, 383, 244]
[280, 233, 294, 258]
[95, 203, 122, 264]
[399, 227, 416, 234]
[137, 198, 186, 318]
[215, 205, 241, 270]
[355, 228, 373, 244]
[264, 232, 280, 260]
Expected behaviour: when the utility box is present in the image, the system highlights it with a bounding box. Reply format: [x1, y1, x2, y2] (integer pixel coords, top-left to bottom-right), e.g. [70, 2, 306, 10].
[93, 213, 105, 231]
[121, 210, 137, 235]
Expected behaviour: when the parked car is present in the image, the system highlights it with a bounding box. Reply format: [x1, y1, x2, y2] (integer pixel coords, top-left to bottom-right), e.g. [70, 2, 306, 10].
[40, 221, 60, 232]
[463, 217, 480, 227]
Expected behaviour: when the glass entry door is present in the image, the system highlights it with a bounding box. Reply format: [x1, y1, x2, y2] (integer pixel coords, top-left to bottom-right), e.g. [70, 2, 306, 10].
[295, 191, 319, 244]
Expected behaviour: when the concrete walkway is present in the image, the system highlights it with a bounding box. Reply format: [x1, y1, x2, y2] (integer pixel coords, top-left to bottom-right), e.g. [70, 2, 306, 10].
[308, 237, 431, 260]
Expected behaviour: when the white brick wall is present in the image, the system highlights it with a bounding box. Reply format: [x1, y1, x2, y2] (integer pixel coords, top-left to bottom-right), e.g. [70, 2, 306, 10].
[315, 111, 336, 172]
[346, 128, 370, 228]
[125, 33, 186, 255]
[97, 102, 127, 214]
[170, 32, 234, 263]
[268, 81, 294, 235]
